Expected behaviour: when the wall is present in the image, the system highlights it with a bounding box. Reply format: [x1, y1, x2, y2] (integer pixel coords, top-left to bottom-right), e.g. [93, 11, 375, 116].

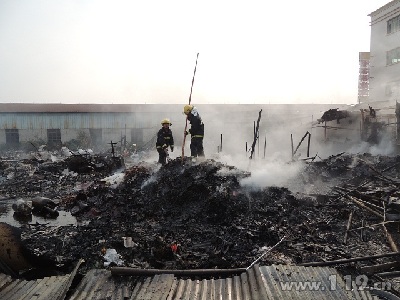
[370, 1, 400, 102]
[0, 104, 346, 157]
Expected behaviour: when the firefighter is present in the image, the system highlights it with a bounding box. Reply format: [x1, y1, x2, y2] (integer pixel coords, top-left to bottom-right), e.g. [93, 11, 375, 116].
[183, 105, 204, 158]
[156, 118, 174, 165]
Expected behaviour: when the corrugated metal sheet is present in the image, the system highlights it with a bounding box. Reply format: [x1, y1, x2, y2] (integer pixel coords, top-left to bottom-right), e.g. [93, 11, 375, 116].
[0, 259, 83, 300]
[0, 113, 154, 129]
[69, 265, 380, 299]
[0, 103, 337, 113]
[0, 103, 345, 130]
[0, 273, 13, 290]
[259, 264, 353, 300]
[68, 269, 145, 299]
[0, 273, 72, 300]
[0, 103, 171, 113]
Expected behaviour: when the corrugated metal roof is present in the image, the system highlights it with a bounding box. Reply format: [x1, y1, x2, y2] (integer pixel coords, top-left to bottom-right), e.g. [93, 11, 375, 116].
[0, 273, 72, 300]
[68, 265, 380, 299]
[0, 103, 180, 113]
[0, 273, 13, 290]
[0, 259, 83, 300]
[0, 103, 340, 113]
[0, 112, 152, 130]
[67, 269, 140, 299]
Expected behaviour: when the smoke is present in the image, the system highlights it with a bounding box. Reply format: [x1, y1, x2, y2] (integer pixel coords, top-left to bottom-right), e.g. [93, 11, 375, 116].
[137, 104, 337, 163]
[239, 159, 305, 190]
[197, 106, 336, 192]
[202, 104, 398, 193]
[214, 150, 305, 192]
[138, 104, 398, 194]
[347, 134, 395, 156]
[141, 172, 158, 189]
[101, 172, 125, 189]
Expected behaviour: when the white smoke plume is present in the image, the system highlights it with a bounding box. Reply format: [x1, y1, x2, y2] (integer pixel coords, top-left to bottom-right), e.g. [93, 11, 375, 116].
[348, 134, 395, 156]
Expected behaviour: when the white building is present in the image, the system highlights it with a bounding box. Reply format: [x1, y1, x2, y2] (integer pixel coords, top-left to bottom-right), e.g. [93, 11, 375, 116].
[369, 0, 400, 102]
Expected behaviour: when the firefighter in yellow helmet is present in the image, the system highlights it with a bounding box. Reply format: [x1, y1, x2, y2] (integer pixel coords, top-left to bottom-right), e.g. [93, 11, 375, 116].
[156, 118, 174, 165]
[183, 105, 204, 158]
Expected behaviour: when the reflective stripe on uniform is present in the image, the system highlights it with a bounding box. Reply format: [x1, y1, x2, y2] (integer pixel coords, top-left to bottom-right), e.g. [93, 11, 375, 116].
[192, 135, 204, 138]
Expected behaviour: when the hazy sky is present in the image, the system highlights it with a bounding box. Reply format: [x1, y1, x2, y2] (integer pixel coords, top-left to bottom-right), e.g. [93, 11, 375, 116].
[0, 0, 391, 105]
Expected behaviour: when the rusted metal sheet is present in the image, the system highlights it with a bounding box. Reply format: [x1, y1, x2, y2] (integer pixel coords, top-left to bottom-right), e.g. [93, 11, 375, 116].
[69, 265, 377, 299]
[0, 223, 31, 275]
[68, 269, 144, 300]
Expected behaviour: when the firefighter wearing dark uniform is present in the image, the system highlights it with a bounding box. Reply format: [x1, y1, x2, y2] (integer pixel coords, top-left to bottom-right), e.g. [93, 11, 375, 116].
[156, 119, 174, 165]
[183, 105, 204, 158]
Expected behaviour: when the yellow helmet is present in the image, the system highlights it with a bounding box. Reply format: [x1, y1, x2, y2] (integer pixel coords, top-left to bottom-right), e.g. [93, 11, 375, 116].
[161, 118, 172, 125]
[183, 104, 194, 115]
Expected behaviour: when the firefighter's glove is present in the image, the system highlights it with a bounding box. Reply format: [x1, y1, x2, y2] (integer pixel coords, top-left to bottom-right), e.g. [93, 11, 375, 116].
[170, 146, 174, 152]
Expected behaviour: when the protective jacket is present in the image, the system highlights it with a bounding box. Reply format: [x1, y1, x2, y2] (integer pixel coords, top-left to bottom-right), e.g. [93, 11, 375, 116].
[156, 128, 174, 149]
[187, 107, 204, 137]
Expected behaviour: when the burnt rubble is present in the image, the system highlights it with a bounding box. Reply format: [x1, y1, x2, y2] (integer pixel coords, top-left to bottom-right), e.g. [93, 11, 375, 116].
[317, 108, 349, 124]
[1, 151, 400, 290]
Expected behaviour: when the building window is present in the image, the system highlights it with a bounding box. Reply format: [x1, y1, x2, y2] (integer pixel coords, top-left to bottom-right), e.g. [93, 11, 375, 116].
[385, 81, 400, 98]
[387, 15, 400, 34]
[47, 129, 61, 145]
[386, 47, 400, 65]
[5, 129, 19, 145]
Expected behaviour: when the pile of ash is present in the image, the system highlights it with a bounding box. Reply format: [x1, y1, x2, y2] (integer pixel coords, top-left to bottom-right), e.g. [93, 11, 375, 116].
[17, 154, 396, 276]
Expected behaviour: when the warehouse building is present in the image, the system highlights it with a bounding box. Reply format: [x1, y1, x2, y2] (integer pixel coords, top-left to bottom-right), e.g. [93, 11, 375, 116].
[0, 103, 335, 154]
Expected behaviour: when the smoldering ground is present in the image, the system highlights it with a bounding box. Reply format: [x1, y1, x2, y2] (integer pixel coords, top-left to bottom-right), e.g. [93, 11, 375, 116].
[6, 149, 397, 279]
[1, 105, 399, 288]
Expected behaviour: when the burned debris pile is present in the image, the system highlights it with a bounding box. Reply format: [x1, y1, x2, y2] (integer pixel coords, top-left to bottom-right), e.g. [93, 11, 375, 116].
[317, 108, 349, 124]
[0, 152, 393, 282]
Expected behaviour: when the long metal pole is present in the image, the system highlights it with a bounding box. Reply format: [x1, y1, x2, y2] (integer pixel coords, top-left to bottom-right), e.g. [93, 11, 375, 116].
[182, 53, 199, 162]
[246, 236, 286, 270]
[111, 267, 246, 276]
[299, 251, 400, 267]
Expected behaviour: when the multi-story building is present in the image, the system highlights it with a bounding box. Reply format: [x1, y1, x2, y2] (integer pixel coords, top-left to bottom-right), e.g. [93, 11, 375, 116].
[358, 52, 370, 104]
[369, 0, 400, 102]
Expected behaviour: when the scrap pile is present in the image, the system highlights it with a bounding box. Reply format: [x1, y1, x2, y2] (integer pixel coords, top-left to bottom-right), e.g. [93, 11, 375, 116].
[0, 151, 396, 285]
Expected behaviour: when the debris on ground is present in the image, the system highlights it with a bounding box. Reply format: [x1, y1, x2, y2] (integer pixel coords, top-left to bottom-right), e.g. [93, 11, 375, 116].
[0, 150, 400, 292]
